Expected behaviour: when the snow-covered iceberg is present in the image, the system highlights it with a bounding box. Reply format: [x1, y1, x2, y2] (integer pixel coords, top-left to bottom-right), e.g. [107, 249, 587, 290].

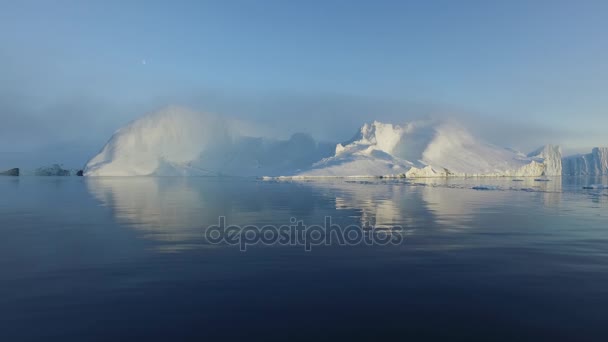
[291, 120, 562, 178]
[562, 148, 608, 176]
[85, 107, 563, 178]
[85, 106, 333, 176]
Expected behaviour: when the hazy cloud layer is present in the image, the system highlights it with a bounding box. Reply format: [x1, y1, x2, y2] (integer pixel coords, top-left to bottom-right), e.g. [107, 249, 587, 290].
[0, 86, 598, 170]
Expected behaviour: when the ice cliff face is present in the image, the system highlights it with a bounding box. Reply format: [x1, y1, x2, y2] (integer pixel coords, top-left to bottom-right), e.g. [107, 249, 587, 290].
[528, 145, 563, 176]
[562, 147, 608, 176]
[85, 107, 564, 178]
[336, 121, 406, 156]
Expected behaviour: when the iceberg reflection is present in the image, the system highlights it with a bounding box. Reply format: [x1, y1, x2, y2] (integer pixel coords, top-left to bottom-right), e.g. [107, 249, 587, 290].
[85, 176, 607, 253]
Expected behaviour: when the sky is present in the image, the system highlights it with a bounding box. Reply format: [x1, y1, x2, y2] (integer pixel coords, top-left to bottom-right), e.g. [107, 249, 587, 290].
[1, 0, 607, 168]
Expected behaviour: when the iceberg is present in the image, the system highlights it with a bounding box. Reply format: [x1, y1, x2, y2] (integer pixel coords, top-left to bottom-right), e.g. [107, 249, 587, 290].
[292, 120, 562, 178]
[85, 107, 564, 178]
[34, 164, 72, 176]
[472, 185, 501, 191]
[582, 184, 608, 190]
[85, 106, 333, 176]
[528, 145, 563, 177]
[0, 168, 19, 176]
[562, 147, 608, 176]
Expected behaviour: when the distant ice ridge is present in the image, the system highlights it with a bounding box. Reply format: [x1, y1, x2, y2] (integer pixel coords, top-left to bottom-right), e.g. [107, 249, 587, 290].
[85, 106, 565, 178]
[562, 148, 608, 176]
[292, 120, 562, 178]
[13, 164, 79, 176]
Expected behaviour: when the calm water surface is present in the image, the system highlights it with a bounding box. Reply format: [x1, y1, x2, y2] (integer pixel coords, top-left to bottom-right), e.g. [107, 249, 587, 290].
[1, 176, 608, 341]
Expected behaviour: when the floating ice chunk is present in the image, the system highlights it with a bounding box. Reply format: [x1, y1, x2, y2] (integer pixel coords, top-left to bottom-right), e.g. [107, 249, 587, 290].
[472, 185, 501, 191]
[583, 184, 608, 190]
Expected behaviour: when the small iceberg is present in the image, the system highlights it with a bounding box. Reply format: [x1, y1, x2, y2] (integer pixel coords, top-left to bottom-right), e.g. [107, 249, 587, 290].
[583, 184, 608, 190]
[34, 164, 72, 176]
[0, 168, 19, 176]
[472, 185, 500, 191]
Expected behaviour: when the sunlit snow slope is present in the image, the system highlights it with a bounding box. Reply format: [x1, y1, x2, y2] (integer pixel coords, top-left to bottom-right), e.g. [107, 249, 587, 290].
[84, 106, 333, 176]
[293, 121, 562, 178]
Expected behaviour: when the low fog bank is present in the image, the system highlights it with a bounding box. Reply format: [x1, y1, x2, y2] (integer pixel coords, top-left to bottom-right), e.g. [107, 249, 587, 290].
[0, 89, 602, 170]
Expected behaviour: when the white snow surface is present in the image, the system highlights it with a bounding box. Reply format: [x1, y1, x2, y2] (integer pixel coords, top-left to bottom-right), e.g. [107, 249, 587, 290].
[85, 106, 333, 176]
[85, 107, 564, 178]
[293, 120, 562, 178]
[85, 107, 229, 176]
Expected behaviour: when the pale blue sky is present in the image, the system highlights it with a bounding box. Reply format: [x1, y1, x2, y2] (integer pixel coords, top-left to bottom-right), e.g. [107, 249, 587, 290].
[1, 0, 607, 167]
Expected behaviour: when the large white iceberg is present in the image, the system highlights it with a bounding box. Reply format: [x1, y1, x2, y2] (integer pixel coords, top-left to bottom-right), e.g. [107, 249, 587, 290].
[292, 120, 562, 178]
[85, 107, 564, 178]
[562, 148, 608, 176]
[85, 106, 333, 176]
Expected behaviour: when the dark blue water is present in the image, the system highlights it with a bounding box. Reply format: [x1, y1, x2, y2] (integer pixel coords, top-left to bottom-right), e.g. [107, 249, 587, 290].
[1, 176, 608, 341]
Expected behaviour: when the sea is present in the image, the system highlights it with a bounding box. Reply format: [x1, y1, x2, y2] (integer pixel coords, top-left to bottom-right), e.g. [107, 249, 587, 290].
[1, 176, 607, 341]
